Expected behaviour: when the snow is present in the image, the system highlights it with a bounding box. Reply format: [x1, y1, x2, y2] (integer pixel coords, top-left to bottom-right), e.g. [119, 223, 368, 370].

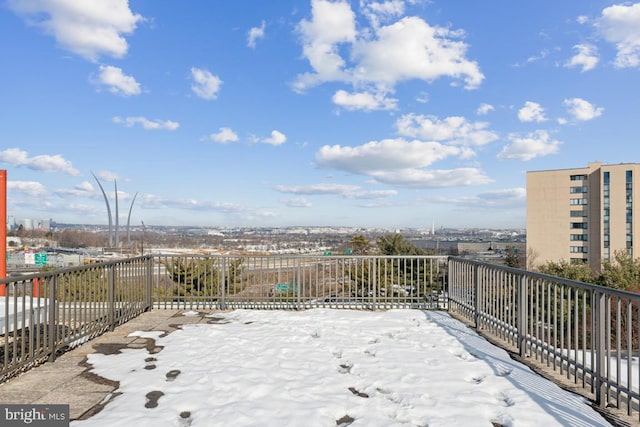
[73, 309, 611, 427]
[0, 298, 48, 334]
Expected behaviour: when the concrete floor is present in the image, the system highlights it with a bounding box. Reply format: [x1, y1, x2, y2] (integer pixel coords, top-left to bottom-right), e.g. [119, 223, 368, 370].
[0, 309, 216, 421]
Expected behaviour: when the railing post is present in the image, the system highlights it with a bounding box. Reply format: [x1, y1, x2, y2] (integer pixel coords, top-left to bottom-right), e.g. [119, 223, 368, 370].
[594, 289, 607, 407]
[474, 264, 481, 329]
[145, 256, 153, 311]
[296, 257, 301, 308]
[517, 274, 527, 357]
[372, 258, 377, 310]
[108, 264, 116, 331]
[220, 257, 226, 310]
[47, 275, 57, 362]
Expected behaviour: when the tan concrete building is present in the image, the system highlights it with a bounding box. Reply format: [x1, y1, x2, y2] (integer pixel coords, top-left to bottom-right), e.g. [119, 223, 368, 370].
[527, 162, 640, 271]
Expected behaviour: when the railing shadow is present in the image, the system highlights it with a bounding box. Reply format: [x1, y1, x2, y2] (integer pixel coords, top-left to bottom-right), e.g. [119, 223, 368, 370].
[419, 309, 612, 427]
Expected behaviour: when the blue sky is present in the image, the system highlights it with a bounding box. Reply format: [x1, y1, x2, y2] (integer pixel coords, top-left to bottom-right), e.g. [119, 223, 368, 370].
[2, 0, 639, 229]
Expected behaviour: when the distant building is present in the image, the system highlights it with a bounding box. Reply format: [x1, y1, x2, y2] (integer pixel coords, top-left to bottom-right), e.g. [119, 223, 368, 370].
[10, 217, 51, 231]
[527, 162, 640, 271]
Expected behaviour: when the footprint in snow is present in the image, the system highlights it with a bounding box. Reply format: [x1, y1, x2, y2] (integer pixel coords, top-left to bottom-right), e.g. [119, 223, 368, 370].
[338, 362, 352, 374]
[467, 374, 485, 384]
[145, 390, 164, 409]
[144, 357, 157, 370]
[166, 369, 181, 382]
[179, 411, 193, 427]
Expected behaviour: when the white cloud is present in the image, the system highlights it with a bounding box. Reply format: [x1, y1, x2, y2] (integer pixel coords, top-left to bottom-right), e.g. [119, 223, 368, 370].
[316, 138, 461, 174]
[7, 181, 47, 197]
[190, 67, 222, 100]
[396, 114, 498, 147]
[113, 116, 179, 131]
[314, 137, 490, 188]
[0, 148, 79, 175]
[576, 15, 589, 25]
[476, 103, 494, 115]
[294, 1, 483, 94]
[295, 0, 357, 90]
[75, 181, 94, 192]
[597, 2, 640, 68]
[525, 49, 549, 64]
[415, 92, 429, 104]
[332, 89, 397, 111]
[275, 183, 396, 199]
[95, 170, 120, 182]
[262, 130, 287, 146]
[564, 44, 599, 72]
[275, 183, 361, 195]
[433, 187, 526, 208]
[7, 0, 143, 61]
[498, 130, 562, 161]
[95, 65, 141, 96]
[281, 198, 313, 208]
[517, 101, 546, 123]
[563, 98, 604, 121]
[347, 189, 397, 199]
[351, 16, 484, 90]
[361, 0, 406, 28]
[208, 127, 239, 144]
[475, 188, 526, 205]
[54, 181, 96, 198]
[247, 21, 266, 48]
[371, 168, 493, 188]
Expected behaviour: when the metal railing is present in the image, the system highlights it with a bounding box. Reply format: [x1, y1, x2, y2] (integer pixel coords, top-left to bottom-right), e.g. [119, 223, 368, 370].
[2, 252, 640, 420]
[448, 256, 640, 419]
[0, 256, 151, 382]
[150, 254, 448, 310]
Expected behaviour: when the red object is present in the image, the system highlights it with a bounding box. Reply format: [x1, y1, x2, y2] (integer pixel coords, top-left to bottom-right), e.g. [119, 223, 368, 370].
[33, 277, 40, 298]
[0, 170, 6, 297]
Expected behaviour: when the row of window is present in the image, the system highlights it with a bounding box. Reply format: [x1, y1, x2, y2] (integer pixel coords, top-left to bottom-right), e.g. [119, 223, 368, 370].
[568, 170, 634, 259]
[604, 171, 611, 255]
[570, 186, 588, 193]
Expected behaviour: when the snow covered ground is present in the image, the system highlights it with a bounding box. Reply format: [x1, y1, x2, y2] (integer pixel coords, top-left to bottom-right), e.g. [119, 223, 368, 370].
[73, 309, 612, 427]
[0, 298, 48, 334]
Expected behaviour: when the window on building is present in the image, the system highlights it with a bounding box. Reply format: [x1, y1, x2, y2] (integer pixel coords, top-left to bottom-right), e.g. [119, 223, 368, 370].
[570, 198, 588, 205]
[627, 170, 633, 182]
[570, 258, 588, 264]
[570, 246, 588, 253]
[570, 210, 588, 217]
[571, 174, 587, 181]
[570, 186, 588, 193]
[570, 222, 588, 229]
[570, 234, 588, 241]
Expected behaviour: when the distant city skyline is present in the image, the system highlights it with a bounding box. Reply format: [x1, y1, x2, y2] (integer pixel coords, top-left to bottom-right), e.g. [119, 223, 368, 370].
[2, 1, 639, 229]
